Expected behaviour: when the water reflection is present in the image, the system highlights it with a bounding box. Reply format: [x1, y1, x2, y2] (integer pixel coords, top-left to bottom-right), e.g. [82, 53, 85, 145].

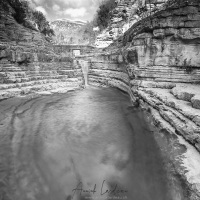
[1, 88, 174, 200]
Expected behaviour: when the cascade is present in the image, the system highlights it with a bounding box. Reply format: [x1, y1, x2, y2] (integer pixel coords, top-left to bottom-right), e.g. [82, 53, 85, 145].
[80, 60, 89, 87]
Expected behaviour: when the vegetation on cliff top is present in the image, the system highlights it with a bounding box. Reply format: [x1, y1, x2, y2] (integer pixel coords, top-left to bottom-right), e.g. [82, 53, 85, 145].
[94, 0, 117, 31]
[73, 0, 117, 44]
[0, 0, 55, 39]
[79, 22, 96, 45]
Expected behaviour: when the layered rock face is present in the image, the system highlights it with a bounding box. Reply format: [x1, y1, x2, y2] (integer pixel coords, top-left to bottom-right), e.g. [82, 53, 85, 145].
[120, 0, 200, 152]
[0, 5, 84, 100]
[82, 2, 200, 198]
[0, 3, 48, 47]
[0, 42, 84, 100]
[91, 0, 200, 150]
[80, 53, 135, 101]
[95, 0, 167, 48]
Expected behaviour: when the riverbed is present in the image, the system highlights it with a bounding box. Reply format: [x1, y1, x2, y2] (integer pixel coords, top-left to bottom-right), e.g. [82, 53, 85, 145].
[0, 87, 186, 200]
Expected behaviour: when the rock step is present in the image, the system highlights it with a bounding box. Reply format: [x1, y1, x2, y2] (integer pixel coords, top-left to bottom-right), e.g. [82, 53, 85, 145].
[0, 71, 76, 77]
[138, 65, 200, 70]
[57, 71, 76, 75]
[171, 84, 200, 109]
[136, 73, 200, 78]
[136, 89, 200, 152]
[133, 71, 200, 82]
[25, 75, 71, 79]
[141, 87, 200, 125]
[89, 76, 132, 96]
[0, 79, 78, 90]
[58, 69, 78, 72]
[135, 69, 200, 74]
[149, 78, 200, 83]
[0, 66, 76, 72]
[0, 80, 81, 100]
[139, 100, 200, 198]
[26, 72, 59, 75]
[0, 72, 26, 76]
[131, 80, 176, 89]
[0, 68, 73, 73]
[1, 75, 74, 84]
[89, 69, 130, 84]
[0, 67, 23, 72]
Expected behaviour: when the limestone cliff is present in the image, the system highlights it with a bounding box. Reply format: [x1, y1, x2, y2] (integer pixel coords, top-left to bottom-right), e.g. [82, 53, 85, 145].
[121, 0, 200, 153]
[50, 19, 87, 45]
[88, 0, 200, 150]
[0, 3, 84, 100]
[81, 1, 200, 198]
[95, 0, 167, 47]
[0, 2, 48, 47]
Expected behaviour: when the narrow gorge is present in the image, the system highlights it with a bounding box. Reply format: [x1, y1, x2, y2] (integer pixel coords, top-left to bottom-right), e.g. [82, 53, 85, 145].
[1, 0, 200, 200]
[78, 0, 200, 198]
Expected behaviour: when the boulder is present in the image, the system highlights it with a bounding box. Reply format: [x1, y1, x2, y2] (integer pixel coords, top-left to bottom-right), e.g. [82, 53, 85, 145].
[171, 87, 195, 101]
[191, 95, 200, 109]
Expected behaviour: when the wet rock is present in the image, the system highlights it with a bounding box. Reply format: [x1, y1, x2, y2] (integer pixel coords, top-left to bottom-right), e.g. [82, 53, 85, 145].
[171, 87, 195, 102]
[191, 95, 200, 109]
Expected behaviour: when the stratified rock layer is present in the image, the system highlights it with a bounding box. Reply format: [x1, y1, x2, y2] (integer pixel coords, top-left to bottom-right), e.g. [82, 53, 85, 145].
[0, 42, 84, 99]
[79, 53, 135, 102]
[0, 2, 50, 47]
[81, 2, 200, 198]
[0, 3, 84, 100]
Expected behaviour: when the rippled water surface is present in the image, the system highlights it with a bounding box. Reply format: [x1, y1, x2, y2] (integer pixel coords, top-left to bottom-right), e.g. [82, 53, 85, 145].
[0, 87, 179, 200]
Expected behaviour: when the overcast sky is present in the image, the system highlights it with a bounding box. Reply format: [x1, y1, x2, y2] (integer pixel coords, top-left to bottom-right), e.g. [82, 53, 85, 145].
[28, 0, 101, 22]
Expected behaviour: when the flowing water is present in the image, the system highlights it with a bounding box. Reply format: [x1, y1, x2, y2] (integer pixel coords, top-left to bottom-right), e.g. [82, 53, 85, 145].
[0, 87, 184, 200]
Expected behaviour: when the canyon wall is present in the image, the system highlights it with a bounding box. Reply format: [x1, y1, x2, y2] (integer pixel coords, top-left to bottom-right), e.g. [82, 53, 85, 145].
[1, 1, 200, 198]
[0, 2, 49, 47]
[95, 0, 167, 47]
[79, 2, 200, 197]
[0, 42, 84, 100]
[0, 4, 84, 100]
[122, 0, 200, 152]
[87, 0, 200, 151]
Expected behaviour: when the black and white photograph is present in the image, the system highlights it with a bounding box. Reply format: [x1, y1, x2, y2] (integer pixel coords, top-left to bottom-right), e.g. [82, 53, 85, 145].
[0, 0, 200, 199]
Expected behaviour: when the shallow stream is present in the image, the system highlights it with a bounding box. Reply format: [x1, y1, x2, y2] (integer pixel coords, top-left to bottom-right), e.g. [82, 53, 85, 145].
[0, 87, 186, 200]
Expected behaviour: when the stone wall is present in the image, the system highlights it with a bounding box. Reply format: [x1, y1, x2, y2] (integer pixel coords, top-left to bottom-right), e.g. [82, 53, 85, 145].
[79, 53, 136, 101]
[53, 45, 96, 57]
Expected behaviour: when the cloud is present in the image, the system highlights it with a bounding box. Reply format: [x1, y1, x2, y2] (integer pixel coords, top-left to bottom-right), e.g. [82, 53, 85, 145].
[58, 0, 89, 7]
[36, 6, 47, 15]
[33, 0, 45, 4]
[63, 7, 87, 18]
[28, 0, 101, 21]
[52, 4, 60, 11]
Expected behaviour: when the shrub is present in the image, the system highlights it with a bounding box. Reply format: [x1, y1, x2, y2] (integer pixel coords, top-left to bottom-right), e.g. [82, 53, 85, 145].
[82, 22, 96, 44]
[7, 0, 30, 24]
[1, 0, 54, 38]
[32, 10, 55, 37]
[95, 0, 117, 30]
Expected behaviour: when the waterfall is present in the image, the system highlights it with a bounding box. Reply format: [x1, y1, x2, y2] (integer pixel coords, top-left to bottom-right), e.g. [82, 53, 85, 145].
[80, 60, 89, 87]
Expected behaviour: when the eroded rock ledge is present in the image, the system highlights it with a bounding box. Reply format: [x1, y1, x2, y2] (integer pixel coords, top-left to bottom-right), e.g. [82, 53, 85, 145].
[85, 0, 200, 151]
[0, 3, 85, 100]
[80, 1, 200, 198]
[0, 42, 84, 100]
